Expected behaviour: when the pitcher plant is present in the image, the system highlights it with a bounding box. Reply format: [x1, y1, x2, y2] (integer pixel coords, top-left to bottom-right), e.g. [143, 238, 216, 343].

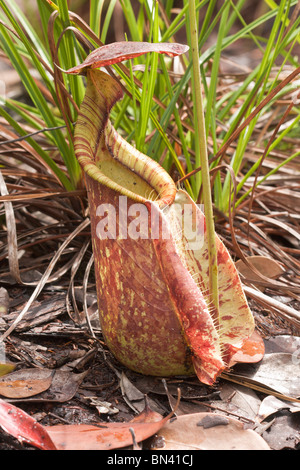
[66, 42, 263, 385]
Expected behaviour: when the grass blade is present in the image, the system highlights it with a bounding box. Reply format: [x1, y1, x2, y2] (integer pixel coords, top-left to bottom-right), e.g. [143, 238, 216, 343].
[187, 0, 220, 324]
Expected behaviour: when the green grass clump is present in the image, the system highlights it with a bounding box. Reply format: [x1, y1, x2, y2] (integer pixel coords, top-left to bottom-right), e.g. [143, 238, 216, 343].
[0, 0, 299, 209]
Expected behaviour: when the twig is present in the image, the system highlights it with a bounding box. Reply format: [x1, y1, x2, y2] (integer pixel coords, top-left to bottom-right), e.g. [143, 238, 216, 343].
[82, 253, 96, 338]
[243, 284, 300, 323]
[129, 428, 141, 450]
[0, 124, 71, 145]
[189, 399, 256, 425]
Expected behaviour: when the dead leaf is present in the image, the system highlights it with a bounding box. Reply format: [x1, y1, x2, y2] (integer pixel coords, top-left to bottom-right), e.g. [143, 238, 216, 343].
[264, 335, 300, 355]
[4, 294, 67, 332]
[261, 411, 300, 450]
[258, 395, 300, 422]
[7, 369, 87, 403]
[120, 372, 144, 402]
[46, 401, 173, 450]
[0, 368, 53, 399]
[119, 372, 163, 414]
[87, 398, 119, 415]
[217, 382, 261, 422]
[236, 255, 285, 283]
[147, 412, 270, 450]
[224, 353, 300, 400]
[0, 398, 57, 450]
[0, 288, 9, 331]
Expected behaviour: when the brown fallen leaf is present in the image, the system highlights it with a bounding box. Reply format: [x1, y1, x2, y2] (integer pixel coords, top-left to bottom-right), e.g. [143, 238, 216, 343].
[119, 371, 164, 414]
[4, 368, 87, 403]
[215, 382, 261, 422]
[147, 412, 270, 450]
[258, 395, 300, 422]
[47, 397, 178, 450]
[235, 255, 284, 284]
[224, 353, 300, 400]
[264, 334, 300, 355]
[0, 368, 53, 399]
[261, 412, 300, 450]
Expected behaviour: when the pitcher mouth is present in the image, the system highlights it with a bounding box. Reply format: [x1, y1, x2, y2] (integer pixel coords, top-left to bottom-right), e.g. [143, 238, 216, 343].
[105, 120, 178, 206]
[75, 119, 177, 208]
[74, 74, 177, 209]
